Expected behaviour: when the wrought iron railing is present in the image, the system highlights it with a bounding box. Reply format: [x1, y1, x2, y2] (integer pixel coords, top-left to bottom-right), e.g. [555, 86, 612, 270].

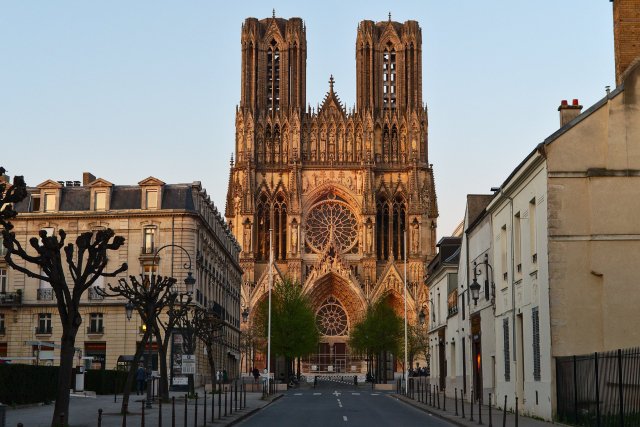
[37, 288, 54, 301]
[556, 347, 640, 426]
[87, 325, 104, 334]
[0, 291, 22, 305]
[35, 325, 53, 335]
[88, 287, 104, 300]
[302, 353, 367, 374]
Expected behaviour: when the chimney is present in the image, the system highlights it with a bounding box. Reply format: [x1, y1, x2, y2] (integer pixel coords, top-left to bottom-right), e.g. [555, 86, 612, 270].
[82, 172, 96, 186]
[613, 0, 640, 85]
[558, 99, 583, 127]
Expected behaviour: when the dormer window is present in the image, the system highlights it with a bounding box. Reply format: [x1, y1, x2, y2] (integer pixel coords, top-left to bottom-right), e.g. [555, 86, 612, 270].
[94, 192, 106, 211]
[44, 193, 57, 212]
[88, 178, 113, 211]
[31, 195, 41, 212]
[145, 190, 158, 209]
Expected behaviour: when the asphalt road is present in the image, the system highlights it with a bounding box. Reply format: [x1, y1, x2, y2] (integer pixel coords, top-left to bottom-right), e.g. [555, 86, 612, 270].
[237, 386, 456, 427]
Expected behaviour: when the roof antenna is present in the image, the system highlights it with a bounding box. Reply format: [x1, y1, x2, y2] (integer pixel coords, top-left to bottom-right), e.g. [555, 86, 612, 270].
[388, 12, 391, 22]
[272, 8, 276, 18]
[605, 85, 611, 95]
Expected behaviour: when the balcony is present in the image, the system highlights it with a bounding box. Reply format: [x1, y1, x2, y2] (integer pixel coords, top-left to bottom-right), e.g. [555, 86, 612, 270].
[35, 326, 53, 335]
[87, 326, 104, 335]
[447, 289, 458, 318]
[88, 287, 105, 300]
[37, 288, 54, 301]
[0, 291, 22, 306]
[140, 245, 155, 255]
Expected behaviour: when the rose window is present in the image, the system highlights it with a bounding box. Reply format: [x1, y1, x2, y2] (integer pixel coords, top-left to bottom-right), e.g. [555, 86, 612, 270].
[305, 200, 358, 253]
[316, 297, 348, 336]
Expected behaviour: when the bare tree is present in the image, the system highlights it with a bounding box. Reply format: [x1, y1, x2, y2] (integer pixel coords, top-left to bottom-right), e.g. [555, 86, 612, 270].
[2, 225, 127, 426]
[98, 274, 179, 411]
[0, 167, 27, 230]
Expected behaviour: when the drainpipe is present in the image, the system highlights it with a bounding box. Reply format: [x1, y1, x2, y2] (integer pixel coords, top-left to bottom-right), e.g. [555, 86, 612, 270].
[499, 189, 516, 366]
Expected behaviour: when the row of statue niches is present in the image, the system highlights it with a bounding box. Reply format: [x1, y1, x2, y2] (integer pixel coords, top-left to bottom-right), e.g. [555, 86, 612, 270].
[238, 149, 422, 164]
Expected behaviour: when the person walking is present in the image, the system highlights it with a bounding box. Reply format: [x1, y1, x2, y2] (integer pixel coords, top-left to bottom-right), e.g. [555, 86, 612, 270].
[136, 363, 146, 395]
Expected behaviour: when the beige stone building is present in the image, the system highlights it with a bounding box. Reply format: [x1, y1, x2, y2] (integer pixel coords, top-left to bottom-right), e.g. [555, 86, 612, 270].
[226, 14, 438, 376]
[0, 173, 242, 386]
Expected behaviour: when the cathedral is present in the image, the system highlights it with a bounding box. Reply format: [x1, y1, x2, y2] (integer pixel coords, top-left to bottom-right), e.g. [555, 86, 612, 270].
[225, 13, 438, 374]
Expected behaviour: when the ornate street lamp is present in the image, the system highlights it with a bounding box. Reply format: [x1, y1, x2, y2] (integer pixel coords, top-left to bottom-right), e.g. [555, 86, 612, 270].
[242, 307, 249, 323]
[125, 301, 134, 321]
[470, 253, 495, 306]
[470, 275, 481, 305]
[184, 272, 196, 295]
[418, 309, 426, 326]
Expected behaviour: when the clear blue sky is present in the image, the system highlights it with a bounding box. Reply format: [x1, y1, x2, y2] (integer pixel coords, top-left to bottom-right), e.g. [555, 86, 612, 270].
[0, 1, 614, 237]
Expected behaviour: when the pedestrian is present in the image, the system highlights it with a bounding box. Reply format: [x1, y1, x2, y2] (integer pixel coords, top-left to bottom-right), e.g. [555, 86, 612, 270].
[223, 369, 228, 384]
[136, 363, 146, 395]
[252, 367, 260, 383]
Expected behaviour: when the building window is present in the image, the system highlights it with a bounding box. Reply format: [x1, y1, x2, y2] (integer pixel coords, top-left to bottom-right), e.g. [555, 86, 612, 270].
[88, 313, 104, 334]
[267, 42, 280, 112]
[37, 313, 52, 334]
[94, 192, 106, 210]
[0, 313, 5, 334]
[382, 48, 396, 109]
[447, 273, 458, 316]
[142, 264, 158, 283]
[529, 198, 537, 263]
[514, 212, 522, 275]
[392, 195, 406, 259]
[501, 225, 508, 282]
[145, 190, 158, 209]
[0, 268, 6, 293]
[503, 318, 510, 382]
[31, 195, 41, 212]
[376, 196, 389, 260]
[532, 307, 541, 381]
[44, 193, 56, 212]
[143, 228, 155, 254]
[256, 193, 270, 261]
[273, 193, 287, 261]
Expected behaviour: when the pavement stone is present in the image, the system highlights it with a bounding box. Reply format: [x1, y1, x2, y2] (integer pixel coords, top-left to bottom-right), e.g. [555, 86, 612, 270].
[5, 386, 281, 427]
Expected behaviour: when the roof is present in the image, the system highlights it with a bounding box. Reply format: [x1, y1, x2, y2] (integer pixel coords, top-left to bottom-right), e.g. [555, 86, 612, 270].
[465, 194, 494, 234]
[427, 236, 461, 277]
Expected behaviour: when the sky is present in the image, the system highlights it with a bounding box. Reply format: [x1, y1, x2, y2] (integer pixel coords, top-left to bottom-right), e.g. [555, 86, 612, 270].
[0, 1, 615, 238]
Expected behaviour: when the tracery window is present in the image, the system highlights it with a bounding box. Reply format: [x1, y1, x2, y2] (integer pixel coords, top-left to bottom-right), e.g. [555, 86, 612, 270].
[376, 196, 389, 260]
[273, 193, 287, 261]
[316, 297, 348, 336]
[256, 193, 270, 261]
[376, 194, 406, 260]
[382, 47, 396, 109]
[267, 40, 280, 112]
[392, 195, 406, 259]
[305, 197, 358, 254]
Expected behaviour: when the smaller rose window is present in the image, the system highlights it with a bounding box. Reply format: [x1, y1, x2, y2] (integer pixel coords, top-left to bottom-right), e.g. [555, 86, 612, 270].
[316, 297, 348, 336]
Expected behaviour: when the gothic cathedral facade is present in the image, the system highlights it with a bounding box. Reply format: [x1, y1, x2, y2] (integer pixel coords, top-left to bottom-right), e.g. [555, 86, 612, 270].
[225, 14, 438, 373]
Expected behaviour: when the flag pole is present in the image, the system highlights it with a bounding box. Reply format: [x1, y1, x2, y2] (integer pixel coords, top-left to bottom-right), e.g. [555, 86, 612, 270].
[404, 228, 408, 394]
[267, 228, 273, 394]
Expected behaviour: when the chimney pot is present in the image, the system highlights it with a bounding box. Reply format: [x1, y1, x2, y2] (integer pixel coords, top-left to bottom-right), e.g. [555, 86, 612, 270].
[572, 99, 579, 106]
[561, 99, 568, 106]
[558, 98, 583, 127]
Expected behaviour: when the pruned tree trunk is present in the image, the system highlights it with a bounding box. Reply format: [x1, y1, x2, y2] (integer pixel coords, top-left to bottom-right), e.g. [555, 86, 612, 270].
[154, 325, 170, 400]
[121, 332, 148, 414]
[206, 346, 217, 395]
[52, 323, 78, 427]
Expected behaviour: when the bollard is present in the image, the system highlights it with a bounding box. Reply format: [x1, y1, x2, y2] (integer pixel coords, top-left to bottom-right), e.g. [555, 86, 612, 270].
[114, 376, 118, 403]
[236, 380, 239, 411]
[211, 387, 215, 423]
[158, 397, 162, 427]
[502, 395, 507, 427]
[470, 389, 474, 421]
[354, 375, 358, 386]
[194, 394, 198, 427]
[515, 396, 519, 427]
[60, 412, 65, 427]
[98, 408, 103, 427]
[224, 386, 228, 417]
[489, 393, 493, 427]
[443, 388, 446, 411]
[184, 394, 188, 427]
[244, 382, 247, 410]
[478, 391, 483, 425]
[437, 388, 440, 409]
[122, 402, 128, 427]
[230, 385, 233, 415]
[218, 386, 222, 420]
[455, 388, 459, 416]
[172, 396, 176, 427]
[461, 389, 465, 419]
[204, 390, 207, 426]
[141, 400, 146, 427]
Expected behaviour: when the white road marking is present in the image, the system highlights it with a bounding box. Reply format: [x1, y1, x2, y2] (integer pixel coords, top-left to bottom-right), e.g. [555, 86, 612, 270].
[332, 390, 342, 397]
[313, 392, 322, 395]
[294, 393, 302, 396]
[343, 415, 348, 422]
[351, 392, 360, 395]
[370, 393, 379, 396]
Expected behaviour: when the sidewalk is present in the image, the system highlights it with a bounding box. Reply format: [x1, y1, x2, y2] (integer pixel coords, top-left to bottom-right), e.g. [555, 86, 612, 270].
[5, 387, 282, 427]
[393, 389, 568, 427]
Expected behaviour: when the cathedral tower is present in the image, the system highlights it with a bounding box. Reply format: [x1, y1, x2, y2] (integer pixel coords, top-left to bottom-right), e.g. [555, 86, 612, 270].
[227, 15, 438, 377]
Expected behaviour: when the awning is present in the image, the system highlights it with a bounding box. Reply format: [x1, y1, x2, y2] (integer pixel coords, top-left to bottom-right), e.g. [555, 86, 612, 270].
[227, 351, 240, 360]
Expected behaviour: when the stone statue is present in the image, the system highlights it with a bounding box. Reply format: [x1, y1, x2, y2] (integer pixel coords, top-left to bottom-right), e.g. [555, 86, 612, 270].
[366, 222, 373, 253]
[291, 222, 298, 254]
[243, 224, 251, 253]
[412, 223, 419, 254]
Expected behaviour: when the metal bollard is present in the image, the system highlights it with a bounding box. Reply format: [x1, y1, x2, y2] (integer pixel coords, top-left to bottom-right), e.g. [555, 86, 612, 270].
[158, 396, 162, 427]
[502, 395, 507, 427]
[489, 393, 493, 427]
[437, 388, 440, 409]
[230, 385, 233, 415]
[172, 396, 176, 427]
[218, 386, 222, 420]
[194, 394, 198, 427]
[515, 396, 519, 427]
[59, 412, 65, 427]
[203, 390, 207, 425]
[141, 401, 146, 427]
[236, 380, 239, 411]
[122, 402, 128, 427]
[455, 388, 458, 416]
[244, 382, 247, 410]
[98, 408, 103, 427]
[479, 391, 483, 425]
[461, 389, 465, 419]
[184, 394, 188, 427]
[470, 389, 474, 421]
[443, 388, 446, 411]
[224, 386, 228, 417]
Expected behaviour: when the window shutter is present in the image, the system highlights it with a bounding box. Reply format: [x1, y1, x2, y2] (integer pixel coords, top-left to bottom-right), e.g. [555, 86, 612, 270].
[532, 307, 541, 381]
[503, 318, 510, 382]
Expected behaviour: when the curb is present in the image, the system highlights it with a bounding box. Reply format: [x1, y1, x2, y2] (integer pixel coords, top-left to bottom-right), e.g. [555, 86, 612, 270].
[227, 394, 284, 426]
[391, 394, 467, 427]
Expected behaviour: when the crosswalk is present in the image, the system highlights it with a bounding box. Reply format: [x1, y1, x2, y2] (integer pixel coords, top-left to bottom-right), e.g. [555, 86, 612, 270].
[288, 391, 391, 396]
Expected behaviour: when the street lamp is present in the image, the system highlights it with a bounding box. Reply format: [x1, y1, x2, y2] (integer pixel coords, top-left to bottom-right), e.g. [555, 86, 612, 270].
[470, 253, 495, 306]
[184, 272, 195, 295]
[241, 307, 249, 323]
[418, 308, 426, 326]
[125, 301, 134, 321]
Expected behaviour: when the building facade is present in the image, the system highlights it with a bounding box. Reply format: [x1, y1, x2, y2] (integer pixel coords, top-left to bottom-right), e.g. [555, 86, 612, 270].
[0, 173, 242, 385]
[226, 15, 438, 374]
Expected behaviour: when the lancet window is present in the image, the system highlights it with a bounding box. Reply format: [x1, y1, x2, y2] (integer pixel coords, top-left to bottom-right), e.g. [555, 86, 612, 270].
[382, 47, 396, 109]
[273, 193, 287, 260]
[376, 195, 390, 260]
[256, 193, 270, 261]
[392, 195, 407, 259]
[267, 41, 280, 112]
[376, 194, 406, 260]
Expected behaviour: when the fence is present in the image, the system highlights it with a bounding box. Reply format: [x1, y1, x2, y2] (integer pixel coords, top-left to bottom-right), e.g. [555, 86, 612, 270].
[556, 347, 640, 426]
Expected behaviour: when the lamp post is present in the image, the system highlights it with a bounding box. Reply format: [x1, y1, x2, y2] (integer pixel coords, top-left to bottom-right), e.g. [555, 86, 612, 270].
[470, 253, 494, 306]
